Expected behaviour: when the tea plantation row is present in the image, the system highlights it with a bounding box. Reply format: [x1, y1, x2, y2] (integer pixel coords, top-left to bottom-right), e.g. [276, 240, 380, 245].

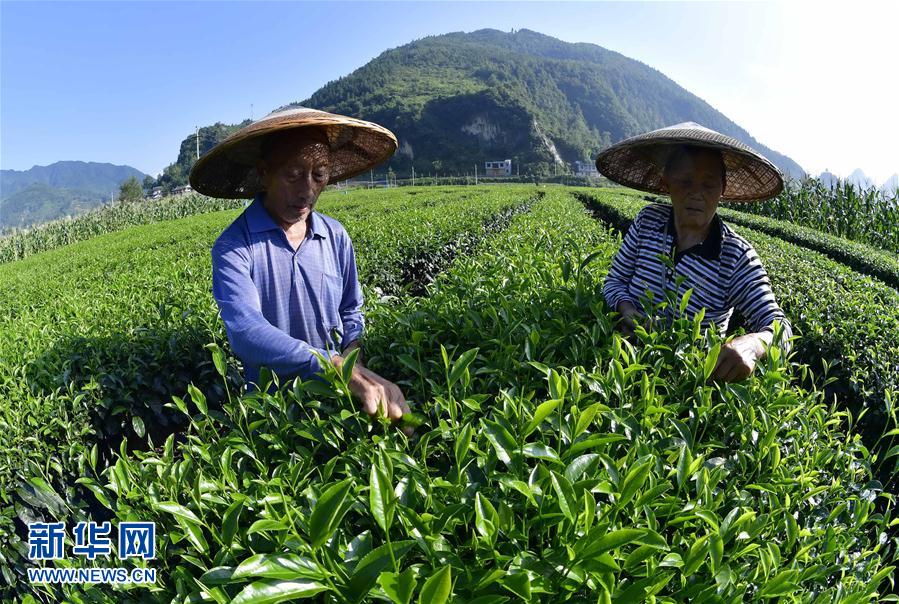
[30, 189, 898, 602]
[574, 189, 899, 490]
[0, 186, 541, 593]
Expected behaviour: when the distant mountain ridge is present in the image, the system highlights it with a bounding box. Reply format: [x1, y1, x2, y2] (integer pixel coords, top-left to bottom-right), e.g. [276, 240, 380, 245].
[817, 169, 899, 196]
[0, 161, 147, 230]
[293, 28, 805, 178]
[163, 28, 804, 186]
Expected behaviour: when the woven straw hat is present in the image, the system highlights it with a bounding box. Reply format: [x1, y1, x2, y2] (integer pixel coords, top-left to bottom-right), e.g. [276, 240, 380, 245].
[189, 106, 398, 198]
[595, 122, 784, 201]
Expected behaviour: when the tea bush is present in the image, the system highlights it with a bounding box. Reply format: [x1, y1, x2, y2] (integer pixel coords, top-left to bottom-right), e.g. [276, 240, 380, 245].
[713, 206, 898, 289]
[42, 189, 898, 602]
[609, 189, 898, 288]
[0, 186, 540, 592]
[575, 189, 899, 489]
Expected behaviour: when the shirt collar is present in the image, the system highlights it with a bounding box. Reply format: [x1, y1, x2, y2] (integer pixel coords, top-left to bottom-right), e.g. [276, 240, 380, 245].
[659, 204, 723, 260]
[245, 193, 327, 239]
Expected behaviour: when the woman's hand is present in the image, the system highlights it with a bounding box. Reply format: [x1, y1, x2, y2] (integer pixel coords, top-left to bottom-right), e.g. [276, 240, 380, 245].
[616, 300, 648, 340]
[710, 332, 770, 383]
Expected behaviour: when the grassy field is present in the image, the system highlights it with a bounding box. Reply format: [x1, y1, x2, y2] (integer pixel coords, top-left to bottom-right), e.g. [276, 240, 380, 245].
[1, 185, 896, 602]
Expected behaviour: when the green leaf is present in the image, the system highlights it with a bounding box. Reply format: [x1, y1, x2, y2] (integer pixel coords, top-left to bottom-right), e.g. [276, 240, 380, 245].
[618, 460, 653, 507]
[548, 368, 567, 400]
[500, 570, 531, 600]
[550, 472, 577, 523]
[181, 520, 209, 555]
[475, 492, 499, 542]
[378, 568, 417, 604]
[230, 579, 329, 604]
[199, 566, 236, 585]
[233, 554, 322, 580]
[155, 501, 205, 526]
[679, 288, 693, 315]
[579, 528, 646, 559]
[709, 533, 723, 573]
[574, 402, 605, 437]
[455, 423, 473, 467]
[482, 419, 517, 466]
[704, 343, 721, 381]
[247, 519, 289, 535]
[521, 443, 561, 463]
[449, 347, 479, 386]
[564, 454, 601, 483]
[74, 477, 112, 510]
[341, 346, 360, 385]
[676, 446, 691, 490]
[222, 498, 244, 549]
[131, 415, 146, 438]
[25, 476, 66, 515]
[758, 569, 800, 598]
[567, 434, 627, 455]
[208, 343, 227, 377]
[370, 464, 394, 533]
[524, 399, 560, 437]
[348, 540, 416, 599]
[418, 566, 452, 604]
[498, 477, 536, 506]
[309, 478, 354, 549]
[188, 383, 208, 416]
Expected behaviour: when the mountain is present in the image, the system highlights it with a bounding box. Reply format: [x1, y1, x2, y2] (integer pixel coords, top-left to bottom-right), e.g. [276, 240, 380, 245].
[881, 173, 898, 195]
[155, 122, 251, 192]
[1, 161, 147, 199]
[0, 161, 148, 231]
[818, 171, 839, 189]
[292, 29, 805, 178]
[845, 168, 874, 190]
[165, 28, 804, 186]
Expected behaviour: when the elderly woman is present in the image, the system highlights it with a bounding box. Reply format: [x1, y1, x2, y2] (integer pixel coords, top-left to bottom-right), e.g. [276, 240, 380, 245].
[596, 122, 793, 383]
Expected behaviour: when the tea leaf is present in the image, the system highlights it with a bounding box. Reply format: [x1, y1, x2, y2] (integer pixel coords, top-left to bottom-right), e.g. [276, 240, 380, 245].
[230, 579, 329, 604]
[418, 565, 452, 604]
[309, 478, 354, 549]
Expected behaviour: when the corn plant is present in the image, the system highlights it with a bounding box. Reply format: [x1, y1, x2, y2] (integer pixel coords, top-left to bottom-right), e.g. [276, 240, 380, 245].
[721, 177, 899, 255]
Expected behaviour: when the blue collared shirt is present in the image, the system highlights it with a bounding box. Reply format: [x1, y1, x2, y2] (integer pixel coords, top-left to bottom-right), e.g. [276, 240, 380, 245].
[211, 193, 364, 390]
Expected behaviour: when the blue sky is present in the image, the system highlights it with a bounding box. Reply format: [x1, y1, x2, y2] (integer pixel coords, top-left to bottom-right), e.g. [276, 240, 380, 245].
[2, 1, 896, 183]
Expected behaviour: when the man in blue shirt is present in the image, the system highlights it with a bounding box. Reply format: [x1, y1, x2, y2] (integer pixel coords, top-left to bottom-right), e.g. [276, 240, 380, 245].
[194, 107, 409, 425]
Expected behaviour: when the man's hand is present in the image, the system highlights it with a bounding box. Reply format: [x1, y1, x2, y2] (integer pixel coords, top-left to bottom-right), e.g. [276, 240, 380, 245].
[341, 340, 363, 366]
[331, 354, 412, 433]
[709, 332, 770, 383]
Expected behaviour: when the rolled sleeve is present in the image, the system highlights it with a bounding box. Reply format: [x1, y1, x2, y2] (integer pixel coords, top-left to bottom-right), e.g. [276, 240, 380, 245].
[211, 236, 329, 382]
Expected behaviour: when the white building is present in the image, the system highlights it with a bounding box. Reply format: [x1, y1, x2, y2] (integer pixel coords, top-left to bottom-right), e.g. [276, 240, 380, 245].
[574, 161, 599, 178]
[484, 159, 512, 177]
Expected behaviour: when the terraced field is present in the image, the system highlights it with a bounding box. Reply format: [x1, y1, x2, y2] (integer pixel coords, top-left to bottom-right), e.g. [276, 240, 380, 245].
[1, 185, 896, 602]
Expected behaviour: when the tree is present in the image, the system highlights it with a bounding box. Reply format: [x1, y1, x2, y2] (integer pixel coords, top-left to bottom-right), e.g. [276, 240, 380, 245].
[118, 176, 143, 202]
[142, 175, 155, 192]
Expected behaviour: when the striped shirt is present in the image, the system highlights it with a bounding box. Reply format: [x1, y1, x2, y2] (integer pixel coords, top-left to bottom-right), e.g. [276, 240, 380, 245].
[603, 203, 792, 349]
[211, 193, 364, 391]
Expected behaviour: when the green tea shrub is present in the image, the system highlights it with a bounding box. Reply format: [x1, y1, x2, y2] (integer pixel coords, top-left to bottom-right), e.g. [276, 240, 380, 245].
[33, 191, 897, 602]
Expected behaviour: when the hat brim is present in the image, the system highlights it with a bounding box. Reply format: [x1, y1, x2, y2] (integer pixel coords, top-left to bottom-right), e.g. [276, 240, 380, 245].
[595, 126, 784, 202]
[189, 108, 398, 199]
